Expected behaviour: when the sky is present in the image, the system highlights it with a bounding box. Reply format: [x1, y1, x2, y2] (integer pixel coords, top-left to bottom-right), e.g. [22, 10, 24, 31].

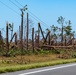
[0, 0, 76, 38]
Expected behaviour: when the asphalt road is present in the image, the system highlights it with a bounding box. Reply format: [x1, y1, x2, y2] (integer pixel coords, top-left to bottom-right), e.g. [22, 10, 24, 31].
[1, 63, 76, 75]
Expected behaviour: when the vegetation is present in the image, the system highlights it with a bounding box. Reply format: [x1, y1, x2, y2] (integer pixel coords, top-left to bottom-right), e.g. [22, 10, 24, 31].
[0, 15, 76, 73]
[0, 49, 75, 73]
[0, 56, 76, 73]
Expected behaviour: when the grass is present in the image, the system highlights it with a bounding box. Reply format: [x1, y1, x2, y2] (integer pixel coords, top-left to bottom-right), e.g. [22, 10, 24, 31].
[0, 49, 76, 73]
[0, 59, 76, 73]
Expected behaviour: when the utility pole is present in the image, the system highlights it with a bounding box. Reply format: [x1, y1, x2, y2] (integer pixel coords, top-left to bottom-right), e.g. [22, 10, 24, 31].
[38, 23, 40, 47]
[26, 13, 29, 50]
[20, 9, 24, 54]
[6, 22, 9, 56]
[20, 5, 27, 54]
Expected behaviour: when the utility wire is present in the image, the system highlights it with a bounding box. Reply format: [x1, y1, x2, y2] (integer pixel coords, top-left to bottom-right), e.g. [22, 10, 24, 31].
[0, 1, 20, 37]
[15, 0, 23, 7]
[0, 1, 20, 15]
[14, 0, 50, 28]
[9, 0, 20, 9]
[28, 10, 49, 27]
[29, 14, 48, 28]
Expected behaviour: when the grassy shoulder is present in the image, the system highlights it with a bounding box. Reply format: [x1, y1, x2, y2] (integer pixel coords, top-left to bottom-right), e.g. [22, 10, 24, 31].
[0, 59, 76, 73]
[0, 49, 76, 73]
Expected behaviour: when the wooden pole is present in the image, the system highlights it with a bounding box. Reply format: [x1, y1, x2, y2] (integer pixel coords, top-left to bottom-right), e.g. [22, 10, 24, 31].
[6, 22, 9, 56]
[38, 23, 40, 47]
[20, 10, 24, 54]
[26, 13, 29, 50]
[32, 28, 34, 52]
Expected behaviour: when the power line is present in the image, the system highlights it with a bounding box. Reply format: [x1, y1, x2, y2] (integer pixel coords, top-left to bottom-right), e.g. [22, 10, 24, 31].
[9, 0, 20, 9]
[0, 1, 20, 15]
[29, 14, 47, 28]
[28, 10, 49, 27]
[14, 0, 50, 28]
[0, 1, 21, 38]
[15, 0, 23, 7]
[28, 12, 49, 28]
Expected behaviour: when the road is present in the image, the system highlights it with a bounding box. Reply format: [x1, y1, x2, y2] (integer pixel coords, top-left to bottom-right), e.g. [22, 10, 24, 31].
[0, 63, 76, 75]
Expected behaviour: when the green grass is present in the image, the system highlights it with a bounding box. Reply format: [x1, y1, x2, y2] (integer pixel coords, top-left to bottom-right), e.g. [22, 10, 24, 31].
[0, 59, 76, 73]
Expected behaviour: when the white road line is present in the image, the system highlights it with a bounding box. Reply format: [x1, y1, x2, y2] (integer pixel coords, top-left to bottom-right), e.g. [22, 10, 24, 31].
[19, 63, 76, 75]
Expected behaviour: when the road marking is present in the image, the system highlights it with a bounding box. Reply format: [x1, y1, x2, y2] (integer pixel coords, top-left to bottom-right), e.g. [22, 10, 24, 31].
[19, 63, 76, 75]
